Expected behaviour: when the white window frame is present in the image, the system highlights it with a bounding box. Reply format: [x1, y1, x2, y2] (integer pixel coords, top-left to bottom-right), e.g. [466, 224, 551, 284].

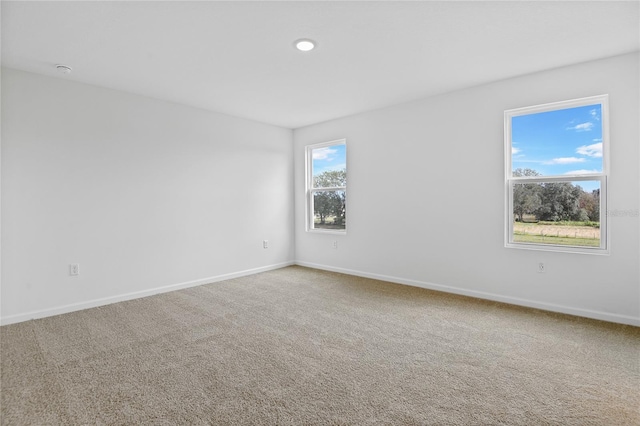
[305, 139, 347, 234]
[504, 95, 609, 254]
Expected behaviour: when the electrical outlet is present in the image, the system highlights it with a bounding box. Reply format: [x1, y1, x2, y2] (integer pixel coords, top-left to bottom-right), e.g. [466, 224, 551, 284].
[70, 264, 80, 276]
[537, 262, 545, 273]
[332, 241, 338, 249]
[263, 240, 268, 249]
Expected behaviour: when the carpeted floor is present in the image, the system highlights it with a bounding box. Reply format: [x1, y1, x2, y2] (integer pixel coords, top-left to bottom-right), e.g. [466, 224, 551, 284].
[1, 266, 639, 425]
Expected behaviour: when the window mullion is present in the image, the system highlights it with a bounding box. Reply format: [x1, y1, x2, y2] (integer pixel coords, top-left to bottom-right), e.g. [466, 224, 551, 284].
[311, 186, 346, 192]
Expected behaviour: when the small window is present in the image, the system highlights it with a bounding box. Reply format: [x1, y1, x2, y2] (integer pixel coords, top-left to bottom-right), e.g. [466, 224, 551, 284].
[505, 95, 608, 254]
[306, 140, 346, 233]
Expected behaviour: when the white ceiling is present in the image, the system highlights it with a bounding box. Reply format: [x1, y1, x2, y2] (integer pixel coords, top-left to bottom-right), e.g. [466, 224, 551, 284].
[2, 1, 639, 129]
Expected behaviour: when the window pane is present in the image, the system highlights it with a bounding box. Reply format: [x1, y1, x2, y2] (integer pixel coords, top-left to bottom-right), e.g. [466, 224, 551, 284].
[512, 181, 600, 247]
[312, 190, 346, 230]
[512, 104, 603, 176]
[312, 144, 346, 187]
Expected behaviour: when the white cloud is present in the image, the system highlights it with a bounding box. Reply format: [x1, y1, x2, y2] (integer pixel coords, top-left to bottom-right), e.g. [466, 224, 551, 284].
[312, 147, 337, 160]
[576, 142, 602, 158]
[543, 157, 586, 165]
[566, 122, 594, 132]
[590, 109, 600, 121]
[564, 169, 600, 175]
[512, 147, 521, 155]
[324, 162, 346, 172]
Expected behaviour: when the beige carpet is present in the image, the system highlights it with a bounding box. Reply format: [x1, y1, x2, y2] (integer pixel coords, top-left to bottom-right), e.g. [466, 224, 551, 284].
[1, 266, 639, 425]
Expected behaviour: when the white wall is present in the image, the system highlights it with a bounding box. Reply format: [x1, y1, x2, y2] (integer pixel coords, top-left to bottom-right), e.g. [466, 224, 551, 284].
[294, 53, 640, 325]
[1, 68, 294, 324]
[3, 54, 638, 326]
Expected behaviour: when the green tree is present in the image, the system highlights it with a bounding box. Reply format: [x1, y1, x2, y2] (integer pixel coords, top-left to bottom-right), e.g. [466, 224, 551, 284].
[513, 168, 598, 224]
[579, 188, 600, 221]
[313, 170, 346, 225]
[313, 170, 346, 188]
[537, 182, 581, 221]
[513, 168, 542, 222]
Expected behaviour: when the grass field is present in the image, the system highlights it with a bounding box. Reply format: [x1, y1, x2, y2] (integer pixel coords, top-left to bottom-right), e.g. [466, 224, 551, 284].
[314, 223, 345, 230]
[314, 216, 345, 230]
[513, 221, 600, 247]
[513, 233, 600, 247]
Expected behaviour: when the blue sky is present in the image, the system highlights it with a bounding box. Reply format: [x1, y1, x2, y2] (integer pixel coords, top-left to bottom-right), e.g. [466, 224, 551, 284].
[512, 103, 602, 192]
[312, 144, 346, 177]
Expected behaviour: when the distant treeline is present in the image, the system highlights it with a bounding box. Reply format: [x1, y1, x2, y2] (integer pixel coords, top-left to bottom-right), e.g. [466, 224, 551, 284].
[513, 168, 599, 223]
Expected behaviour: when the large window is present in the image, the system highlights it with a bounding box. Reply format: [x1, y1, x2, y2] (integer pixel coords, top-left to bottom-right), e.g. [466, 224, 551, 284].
[306, 139, 346, 233]
[504, 95, 608, 253]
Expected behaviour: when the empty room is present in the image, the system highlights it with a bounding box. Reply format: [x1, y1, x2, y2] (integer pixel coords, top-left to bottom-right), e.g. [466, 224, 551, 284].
[1, 1, 639, 425]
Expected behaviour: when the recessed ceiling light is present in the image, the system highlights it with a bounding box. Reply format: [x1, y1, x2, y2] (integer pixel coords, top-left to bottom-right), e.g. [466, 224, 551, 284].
[56, 64, 72, 74]
[294, 39, 316, 52]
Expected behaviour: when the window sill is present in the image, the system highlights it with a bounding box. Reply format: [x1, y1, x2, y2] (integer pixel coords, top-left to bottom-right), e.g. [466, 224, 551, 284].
[307, 228, 347, 235]
[505, 241, 609, 255]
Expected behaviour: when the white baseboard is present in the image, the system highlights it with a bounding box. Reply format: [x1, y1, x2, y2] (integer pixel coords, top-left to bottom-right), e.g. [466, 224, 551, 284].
[0, 261, 294, 326]
[295, 261, 640, 327]
[4, 260, 637, 327]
